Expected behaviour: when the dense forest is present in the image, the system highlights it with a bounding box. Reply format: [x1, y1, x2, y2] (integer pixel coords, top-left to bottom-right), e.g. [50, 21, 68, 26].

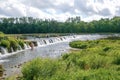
[0, 16, 120, 34]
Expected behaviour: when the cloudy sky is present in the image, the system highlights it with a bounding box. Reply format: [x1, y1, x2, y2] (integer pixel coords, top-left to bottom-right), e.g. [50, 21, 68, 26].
[0, 0, 120, 21]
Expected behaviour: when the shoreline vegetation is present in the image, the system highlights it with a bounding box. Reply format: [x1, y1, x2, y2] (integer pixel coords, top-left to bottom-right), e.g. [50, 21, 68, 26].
[0, 32, 36, 54]
[14, 37, 120, 80]
[0, 32, 120, 79]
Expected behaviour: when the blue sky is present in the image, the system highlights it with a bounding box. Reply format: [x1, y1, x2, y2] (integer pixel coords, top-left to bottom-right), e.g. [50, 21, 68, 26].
[0, 0, 120, 21]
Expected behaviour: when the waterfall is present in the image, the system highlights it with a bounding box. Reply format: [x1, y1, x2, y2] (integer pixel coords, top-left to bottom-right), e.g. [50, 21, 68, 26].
[27, 44, 31, 48]
[54, 38, 59, 42]
[73, 35, 76, 38]
[46, 39, 50, 44]
[19, 46, 22, 50]
[0, 35, 81, 57]
[49, 39, 53, 43]
[52, 38, 56, 43]
[18, 45, 22, 50]
[0, 47, 8, 54]
[63, 37, 66, 40]
[39, 40, 44, 45]
[11, 47, 14, 52]
[60, 37, 63, 41]
[37, 41, 40, 46]
[43, 40, 47, 44]
[24, 44, 28, 49]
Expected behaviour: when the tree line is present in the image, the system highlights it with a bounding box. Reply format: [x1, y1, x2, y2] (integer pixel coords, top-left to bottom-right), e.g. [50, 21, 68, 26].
[0, 16, 120, 34]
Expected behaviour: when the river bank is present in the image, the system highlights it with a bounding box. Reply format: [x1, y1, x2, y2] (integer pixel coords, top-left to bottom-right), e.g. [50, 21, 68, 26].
[0, 33, 120, 79]
[20, 37, 120, 80]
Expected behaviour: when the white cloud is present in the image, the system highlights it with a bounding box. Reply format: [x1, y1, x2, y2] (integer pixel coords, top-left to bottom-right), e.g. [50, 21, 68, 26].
[0, 0, 120, 21]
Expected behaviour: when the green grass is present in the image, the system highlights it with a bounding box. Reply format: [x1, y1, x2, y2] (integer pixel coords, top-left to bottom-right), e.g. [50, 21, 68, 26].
[20, 38, 120, 80]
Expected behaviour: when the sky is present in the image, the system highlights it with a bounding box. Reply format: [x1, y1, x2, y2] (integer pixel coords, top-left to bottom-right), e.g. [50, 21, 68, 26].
[0, 0, 120, 22]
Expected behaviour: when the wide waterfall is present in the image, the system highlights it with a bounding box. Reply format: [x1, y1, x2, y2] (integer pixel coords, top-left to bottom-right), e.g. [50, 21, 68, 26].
[0, 35, 78, 58]
[0, 34, 113, 58]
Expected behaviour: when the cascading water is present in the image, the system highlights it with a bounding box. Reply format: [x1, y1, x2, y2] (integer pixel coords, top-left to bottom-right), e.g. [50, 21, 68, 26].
[39, 40, 44, 45]
[0, 35, 76, 59]
[0, 47, 8, 54]
[0, 34, 109, 57]
[24, 44, 29, 49]
[18, 45, 22, 50]
[36, 41, 40, 46]
[1, 34, 119, 78]
[10, 47, 14, 53]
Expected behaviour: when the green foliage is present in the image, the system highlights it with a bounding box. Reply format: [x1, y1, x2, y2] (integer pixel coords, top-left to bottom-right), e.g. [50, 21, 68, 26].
[0, 31, 5, 41]
[0, 16, 120, 34]
[0, 38, 21, 52]
[0, 40, 10, 48]
[69, 41, 88, 49]
[103, 46, 111, 52]
[0, 34, 30, 53]
[18, 40, 25, 49]
[113, 54, 120, 65]
[114, 57, 120, 65]
[0, 31, 4, 37]
[22, 58, 59, 80]
[21, 38, 120, 80]
[8, 38, 19, 51]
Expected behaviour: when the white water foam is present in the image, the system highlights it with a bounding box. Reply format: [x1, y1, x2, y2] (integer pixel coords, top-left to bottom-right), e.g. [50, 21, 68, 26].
[0, 34, 109, 59]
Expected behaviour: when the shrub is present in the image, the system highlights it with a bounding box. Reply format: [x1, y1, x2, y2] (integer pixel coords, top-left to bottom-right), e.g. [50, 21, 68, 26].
[103, 46, 111, 52]
[89, 55, 109, 69]
[8, 39, 18, 51]
[22, 58, 59, 80]
[78, 44, 87, 49]
[62, 53, 69, 60]
[69, 41, 88, 49]
[113, 55, 120, 65]
[0, 40, 10, 48]
[77, 59, 87, 69]
[0, 31, 4, 37]
[18, 40, 25, 49]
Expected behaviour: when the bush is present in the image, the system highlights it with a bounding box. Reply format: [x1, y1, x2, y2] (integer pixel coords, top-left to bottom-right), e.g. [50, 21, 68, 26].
[62, 53, 69, 60]
[89, 55, 109, 69]
[22, 58, 59, 80]
[0, 40, 10, 48]
[69, 41, 88, 49]
[0, 31, 4, 37]
[77, 59, 87, 69]
[103, 46, 111, 52]
[18, 40, 25, 49]
[113, 55, 120, 65]
[8, 39, 18, 51]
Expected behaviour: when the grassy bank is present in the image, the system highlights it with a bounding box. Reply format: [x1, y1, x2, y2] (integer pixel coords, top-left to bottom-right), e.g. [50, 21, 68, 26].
[19, 37, 120, 80]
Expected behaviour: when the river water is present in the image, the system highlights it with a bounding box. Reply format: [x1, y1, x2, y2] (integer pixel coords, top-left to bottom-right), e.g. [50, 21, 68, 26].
[0, 34, 119, 77]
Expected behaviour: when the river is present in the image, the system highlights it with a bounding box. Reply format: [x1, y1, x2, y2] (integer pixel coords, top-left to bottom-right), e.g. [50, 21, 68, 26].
[0, 34, 119, 77]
